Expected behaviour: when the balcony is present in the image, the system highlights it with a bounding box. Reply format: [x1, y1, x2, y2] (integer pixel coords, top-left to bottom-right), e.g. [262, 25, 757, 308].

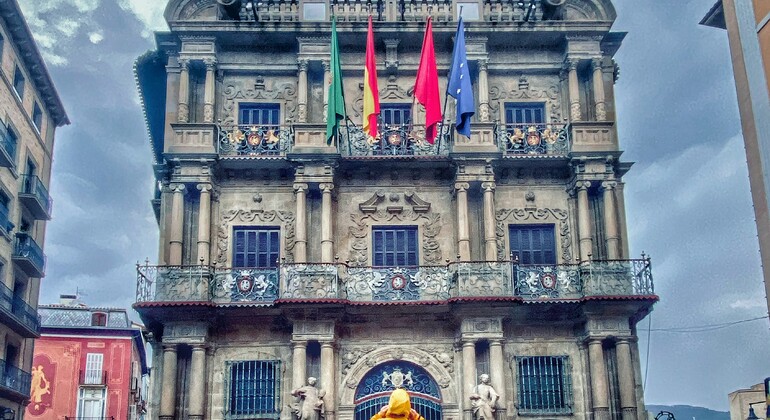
[19, 174, 52, 220]
[340, 124, 450, 157]
[496, 122, 570, 157]
[0, 359, 31, 398]
[13, 233, 46, 278]
[79, 369, 108, 385]
[218, 124, 293, 157]
[135, 257, 655, 305]
[0, 124, 17, 168]
[0, 204, 15, 237]
[0, 281, 39, 337]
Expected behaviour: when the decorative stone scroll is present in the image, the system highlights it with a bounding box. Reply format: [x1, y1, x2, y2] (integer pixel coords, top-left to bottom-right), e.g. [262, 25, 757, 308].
[220, 76, 298, 126]
[489, 78, 563, 123]
[348, 192, 443, 266]
[495, 208, 572, 262]
[216, 208, 296, 264]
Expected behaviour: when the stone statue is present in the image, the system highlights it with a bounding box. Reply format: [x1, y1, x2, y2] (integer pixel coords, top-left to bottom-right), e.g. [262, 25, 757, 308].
[291, 377, 325, 420]
[471, 374, 499, 420]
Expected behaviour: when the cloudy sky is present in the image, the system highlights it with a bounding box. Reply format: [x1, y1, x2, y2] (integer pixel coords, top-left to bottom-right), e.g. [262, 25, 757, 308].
[16, 0, 770, 411]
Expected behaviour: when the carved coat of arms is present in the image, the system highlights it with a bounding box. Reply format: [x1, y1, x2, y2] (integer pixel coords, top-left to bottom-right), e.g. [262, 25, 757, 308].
[381, 368, 413, 389]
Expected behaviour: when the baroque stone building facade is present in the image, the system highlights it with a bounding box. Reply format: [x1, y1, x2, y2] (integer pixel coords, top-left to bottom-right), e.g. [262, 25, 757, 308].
[134, 2, 656, 420]
[0, 1, 68, 419]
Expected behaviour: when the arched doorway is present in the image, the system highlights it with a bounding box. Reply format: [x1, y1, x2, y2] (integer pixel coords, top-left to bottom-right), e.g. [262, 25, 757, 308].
[354, 361, 442, 420]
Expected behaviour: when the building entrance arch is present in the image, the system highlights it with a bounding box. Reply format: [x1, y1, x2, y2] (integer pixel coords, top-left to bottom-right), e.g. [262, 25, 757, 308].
[353, 361, 442, 420]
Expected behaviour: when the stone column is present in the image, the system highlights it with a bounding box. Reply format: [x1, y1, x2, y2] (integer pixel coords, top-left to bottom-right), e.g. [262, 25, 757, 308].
[482, 182, 497, 261]
[178, 58, 191, 123]
[456, 182, 471, 261]
[298, 59, 309, 123]
[203, 58, 217, 123]
[567, 59, 582, 122]
[169, 183, 187, 265]
[188, 345, 208, 420]
[322, 60, 330, 123]
[592, 58, 606, 121]
[615, 339, 638, 420]
[197, 184, 212, 264]
[601, 181, 620, 259]
[320, 341, 336, 420]
[294, 183, 309, 263]
[478, 59, 490, 122]
[292, 340, 307, 390]
[320, 183, 335, 263]
[462, 340, 477, 420]
[159, 344, 178, 420]
[488, 340, 506, 412]
[588, 339, 610, 420]
[158, 181, 171, 264]
[576, 181, 593, 261]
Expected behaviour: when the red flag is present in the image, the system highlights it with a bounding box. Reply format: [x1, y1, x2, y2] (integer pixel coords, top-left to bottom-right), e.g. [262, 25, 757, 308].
[414, 17, 441, 144]
[363, 16, 381, 139]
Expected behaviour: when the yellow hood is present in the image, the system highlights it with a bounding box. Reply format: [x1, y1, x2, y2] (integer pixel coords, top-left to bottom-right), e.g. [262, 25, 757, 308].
[386, 389, 411, 417]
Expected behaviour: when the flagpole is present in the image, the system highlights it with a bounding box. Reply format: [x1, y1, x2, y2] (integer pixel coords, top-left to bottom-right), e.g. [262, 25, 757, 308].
[438, 9, 462, 154]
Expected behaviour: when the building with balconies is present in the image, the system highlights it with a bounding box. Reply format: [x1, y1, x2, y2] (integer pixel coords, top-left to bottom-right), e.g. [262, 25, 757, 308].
[133, 2, 657, 420]
[25, 296, 149, 420]
[0, 1, 69, 419]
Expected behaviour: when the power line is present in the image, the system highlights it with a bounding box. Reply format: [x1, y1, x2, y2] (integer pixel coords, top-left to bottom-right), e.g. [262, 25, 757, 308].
[637, 315, 769, 334]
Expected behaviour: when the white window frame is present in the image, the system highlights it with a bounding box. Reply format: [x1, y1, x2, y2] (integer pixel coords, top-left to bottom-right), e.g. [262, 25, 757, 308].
[84, 353, 104, 385]
[76, 387, 107, 419]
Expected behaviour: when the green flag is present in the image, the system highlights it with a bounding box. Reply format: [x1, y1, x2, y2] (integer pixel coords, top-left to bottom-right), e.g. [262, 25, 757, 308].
[326, 17, 346, 145]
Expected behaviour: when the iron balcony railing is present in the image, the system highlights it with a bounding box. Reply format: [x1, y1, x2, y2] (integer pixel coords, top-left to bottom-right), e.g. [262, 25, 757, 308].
[0, 359, 31, 397]
[218, 124, 293, 157]
[0, 123, 17, 167]
[135, 256, 654, 305]
[496, 123, 570, 156]
[340, 124, 450, 157]
[19, 174, 52, 218]
[0, 281, 39, 335]
[13, 233, 46, 276]
[79, 369, 108, 385]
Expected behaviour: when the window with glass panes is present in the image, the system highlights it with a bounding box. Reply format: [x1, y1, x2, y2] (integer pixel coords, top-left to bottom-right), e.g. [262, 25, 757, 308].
[381, 104, 412, 126]
[226, 360, 281, 418]
[32, 103, 43, 132]
[505, 102, 545, 124]
[516, 356, 572, 414]
[239, 103, 280, 126]
[372, 226, 418, 267]
[509, 225, 556, 265]
[12, 66, 24, 100]
[233, 227, 280, 268]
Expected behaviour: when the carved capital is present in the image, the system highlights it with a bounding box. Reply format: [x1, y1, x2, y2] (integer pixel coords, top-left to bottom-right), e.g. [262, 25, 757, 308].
[191, 344, 208, 352]
[455, 182, 470, 192]
[178, 58, 191, 70]
[170, 183, 187, 194]
[322, 60, 331, 72]
[294, 183, 309, 194]
[203, 57, 217, 70]
[162, 343, 178, 352]
[566, 58, 580, 71]
[320, 183, 335, 193]
[601, 181, 617, 191]
[298, 59, 309, 72]
[292, 340, 308, 349]
[478, 58, 489, 72]
[576, 181, 591, 191]
[591, 57, 603, 71]
[197, 183, 212, 193]
[481, 182, 496, 193]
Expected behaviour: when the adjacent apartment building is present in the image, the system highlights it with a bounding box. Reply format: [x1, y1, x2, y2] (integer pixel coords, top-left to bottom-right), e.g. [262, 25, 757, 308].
[25, 297, 149, 420]
[134, 2, 656, 420]
[0, 1, 69, 419]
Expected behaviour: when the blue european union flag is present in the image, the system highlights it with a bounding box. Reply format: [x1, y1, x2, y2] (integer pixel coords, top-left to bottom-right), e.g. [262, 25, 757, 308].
[447, 17, 474, 138]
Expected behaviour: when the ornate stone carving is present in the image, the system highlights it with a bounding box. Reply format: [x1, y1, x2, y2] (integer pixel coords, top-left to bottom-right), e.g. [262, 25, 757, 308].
[221, 76, 298, 126]
[489, 80, 562, 122]
[217, 208, 296, 264]
[423, 346, 454, 373]
[495, 208, 572, 262]
[349, 192, 443, 266]
[341, 346, 377, 375]
[353, 75, 413, 118]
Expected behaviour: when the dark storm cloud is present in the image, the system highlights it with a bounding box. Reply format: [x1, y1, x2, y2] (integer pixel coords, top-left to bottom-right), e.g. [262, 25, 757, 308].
[19, 0, 770, 410]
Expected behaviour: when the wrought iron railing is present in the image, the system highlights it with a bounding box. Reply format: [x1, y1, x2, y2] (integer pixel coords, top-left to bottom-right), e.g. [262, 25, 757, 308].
[20, 174, 52, 214]
[0, 124, 17, 163]
[218, 124, 293, 157]
[0, 281, 39, 334]
[0, 359, 31, 397]
[79, 369, 108, 385]
[496, 123, 570, 156]
[134, 257, 654, 305]
[13, 233, 46, 275]
[340, 124, 450, 157]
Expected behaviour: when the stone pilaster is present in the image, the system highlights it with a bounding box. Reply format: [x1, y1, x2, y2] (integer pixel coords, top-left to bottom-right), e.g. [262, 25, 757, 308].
[601, 181, 620, 259]
[322, 60, 330, 123]
[188, 345, 207, 420]
[298, 59, 309, 123]
[320, 341, 336, 420]
[482, 182, 497, 261]
[197, 184, 212, 264]
[462, 340, 476, 420]
[576, 181, 593, 261]
[169, 183, 187, 265]
[292, 340, 308, 390]
[567, 59, 582, 122]
[478, 59, 490, 122]
[456, 182, 471, 261]
[158, 181, 171, 264]
[203, 58, 217, 123]
[159, 344, 178, 420]
[592, 58, 606, 121]
[178, 58, 190, 123]
[294, 183, 309, 263]
[616, 339, 638, 420]
[320, 183, 335, 263]
[588, 339, 610, 420]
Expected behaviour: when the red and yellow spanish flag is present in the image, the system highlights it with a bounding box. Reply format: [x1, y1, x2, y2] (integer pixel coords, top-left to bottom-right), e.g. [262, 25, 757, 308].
[363, 16, 381, 139]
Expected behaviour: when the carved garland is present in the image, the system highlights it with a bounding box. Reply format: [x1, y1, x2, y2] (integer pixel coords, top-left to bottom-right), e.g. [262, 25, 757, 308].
[221, 77, 298, 126]
[495, 208, 572, 262]
[216, 209, 297, 265]
[348, 192, 442, 266]
[341, 345, 454, 390]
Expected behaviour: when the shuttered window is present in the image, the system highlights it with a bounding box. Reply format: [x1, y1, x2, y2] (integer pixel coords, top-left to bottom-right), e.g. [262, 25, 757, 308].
[372, 226, 418, 267]
[84, 353, 104, 385]
[227, 360, 281, 418]
[381, 104, 412, 126]
[505, 102, 545, 124]
[509, 225, 556, 265]
[233, 227, 280, 268]
[239, 103, 280, 126]
[516, 356, 572, 414]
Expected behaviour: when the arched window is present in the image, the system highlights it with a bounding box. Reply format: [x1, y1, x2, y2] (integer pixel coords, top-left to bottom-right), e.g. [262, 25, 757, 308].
[354, 361, 442, 420]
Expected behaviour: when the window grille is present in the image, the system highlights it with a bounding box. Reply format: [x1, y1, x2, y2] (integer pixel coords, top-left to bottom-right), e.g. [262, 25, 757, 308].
[505, 103, 545, 124]
[233, 227, 280, 268]
[226, 360, 281, 419]
[372, 226, 418, 267]
[509, 225, 556, 265]
[84, 353, 104, 385]
[515, 356, 572, 414]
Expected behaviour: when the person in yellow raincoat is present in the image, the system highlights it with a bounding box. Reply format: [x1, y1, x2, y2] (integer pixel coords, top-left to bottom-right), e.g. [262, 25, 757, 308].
[370, 389, 425, 420]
